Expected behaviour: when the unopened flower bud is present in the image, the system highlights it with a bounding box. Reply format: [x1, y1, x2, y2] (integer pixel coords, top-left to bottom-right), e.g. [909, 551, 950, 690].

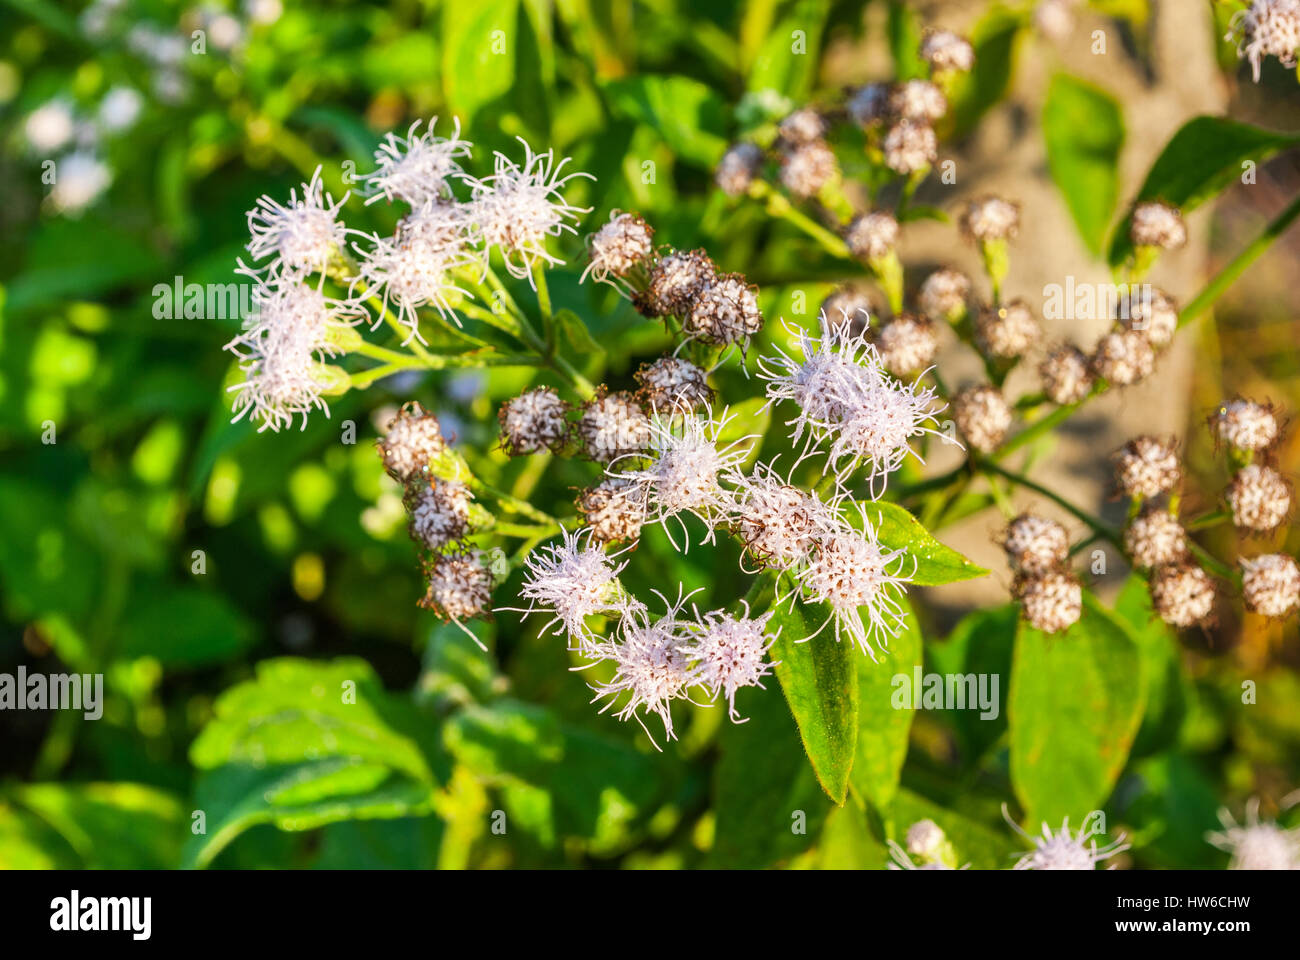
[407, 478, 472, 551]
[576, 476, 648, 545]
[976, 299, 1039, 360]
[1226, 463, 1292, 532]
[889, 80, 948, 122]
[1015, 569, 1083, 634]
[921, 30, 975, 73]
[1002, 514, 1070, 575]
[961, 195, 1020, 243]
[1114, 435, 1181, 499]
[1092, 329, 1155, 386]
[684, 273, 763, 347]
[1039, 344, 1094, 405]
[780, 139, 839, 198]
[635, 355, 713, 416]
[882, 119, 937, 174]
[377, 401, 447, 482]
[954, 384, 1012, 453]
[582, 211, 654, 285]
[579, 389, 653, 464]
[1211, 398, 1280, 452]
[778, 107, 827, 146]
[918, 267, 970, 322]
[1240, 553, 1300, 618]
[1150, 562, 1216, 628]
[845, 211, 900, 263]
[1124, 507, 1188, 569]
[1130, 201, 1187, 250]
[715, 142, 763, 196]
[646, 248, 717, 317]
[906, 819, 949, 859]
[420, 548, 495, 622]
[1119, 287, 1178, 348]
[498, 387, 570, 456]
[820, 286, 873, 338]
[876, 312, 937, 376]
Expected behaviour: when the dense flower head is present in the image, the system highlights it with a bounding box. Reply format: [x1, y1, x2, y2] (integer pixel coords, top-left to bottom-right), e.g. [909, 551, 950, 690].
[715, 141, 764, 196]
[1040, 344, 1094, 405]
[975, 299, 1039, 360]
[587, 589, 696, 746]
[794, 507, 914, 658]
[1227, 463, 1291, 532]
[921, 30, 975, 73]
[1014, 569, 1082, 634]
[646, 248, 718, 317]
[780, 139, 839, 197]
[889, 80, 948, 122]
[1119, 287, 1179, 348]
[420, 548, 494, 626]
[960, 195, 1020, 243]
[1240, 553, 1300, 618]
[1009, 811, 1129, 870]
[875, 313, 937, 377]
[576, 476, 648, 546]
[224, 279, 355, 432]
[918, 267, 971, 322]
[1002, 514, 1070, 575]
[729, 463, 839, 570]
[1125, 507, 1188, 569]
[685, 273, 764, 348]
[581, 211, 654, 285]
[845, 211, 900, 262]
[1227, 0, 1300, 82]
[499, 387, 571, 456]
[245, 166, 350, 278]
[512, 528, 632, 647]
[1130, 201, 1187, 250]
[953, 384, 1012, 454]
[819, 286, 873, 338]
[1208, 797, 1300, 869]
[578, 389, 653, 464]
[353, 200, 476, 342]
[635, 355, 713, 416]
[25, 98, 76, 153]
[1114, 435, 1181, 498]
[361, 116, 472, 207]
[609, 410, 752, 549]
[467, 137, 593, 282]
[1150, 562, 1216, 628]
[687, 604, 778, 721]
[883, 119, 937, 174]
[777, 107, 827, 146]
[1091, 329, 1155, 386]
[406, 478, 471, 552]
[1212, 398, 1280, 452]
[378, 401, 447, 482]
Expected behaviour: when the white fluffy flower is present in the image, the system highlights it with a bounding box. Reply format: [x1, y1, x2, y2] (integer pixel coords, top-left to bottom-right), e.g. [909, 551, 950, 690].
[1228, 0, 1300, 82]
[1207, 798, 1300, 869]
[581, 210, 654, 286]
[758, 317, 867, 453]
[467, 137, 592, 283]
[1008, 811, 1129, 870]
[685, 604, 778, 721]
[48, 151, 112, 215]
[609, 410, 753, 550]
[1130, 201, 1187, 250]
[921, 30, 975, 73]
[25, 99, 76, 153]
[1213, 398, 1279, 452]
[353, 201, 476, 342]
[586, 588, 697, 746]
[510, 528, 632, 648]
[97, 86, 143, 133]
[246, 166, 351, 278]
[794, 505, 914, 658]
[1240, 553, 1300, 618]
[728, 462, 839, 572]
[223, 280, 355, 432]
[361, 116, 472, 207]
[377, 401, 446, 482]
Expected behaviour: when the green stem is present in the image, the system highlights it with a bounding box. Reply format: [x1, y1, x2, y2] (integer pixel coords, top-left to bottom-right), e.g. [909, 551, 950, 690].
[472, 479, 558, 525]
[533, 261, 555, 352]
[748, 180, 852, 260]
[1188, 539, 1238, 584]
[492, 520, 560, 540]
[976, 457, 1122, 549]
[1185, 508, 1230, 532]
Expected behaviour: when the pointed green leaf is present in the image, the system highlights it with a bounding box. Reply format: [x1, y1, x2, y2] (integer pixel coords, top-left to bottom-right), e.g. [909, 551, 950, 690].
[870, 501, 989, 586]
[768, 597, 859, 804]
[1008, 592, 1145, 826]
[1043, 74, 1125, 256]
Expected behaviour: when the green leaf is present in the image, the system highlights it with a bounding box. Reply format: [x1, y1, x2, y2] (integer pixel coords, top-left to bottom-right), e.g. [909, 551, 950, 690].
[554, 308, 605, 358]
[117, 586, 254, 668]
[749, 0, 832, 99]
[719, 396, 771, 469]
[1043, 74, 1125, 256]
[870, 501, 989, 586]
[7, 783, 185, 869]
[601, 75, 728, 167]
[1114, 574, 1188, 757]
[887, 0, 927, 81]
[948, 6, 1026, 139]
[768, 596, 859, 804]
[442, 0, 519, 122]
[928, 603, 1018, 759]
[893, 788, 1020, 869]
[1008, 592, 1145, 826]
[850, 593, 922, 811]
[1107, 117, 1300, 266]
[816, 800, 888, 868]
[183, 658, 438, 868]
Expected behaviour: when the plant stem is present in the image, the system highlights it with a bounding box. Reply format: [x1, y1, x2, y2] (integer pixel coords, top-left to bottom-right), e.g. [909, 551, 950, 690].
[976, 457, 1123, 549]
[748, 180, 852, 260]
[1185, 508, 1230, 532]
[533, 261, 555, 352]
[472, 479, 558, 525]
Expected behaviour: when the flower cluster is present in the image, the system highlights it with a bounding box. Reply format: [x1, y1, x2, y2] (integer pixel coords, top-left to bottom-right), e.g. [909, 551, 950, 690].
[1000, 514, 1082, 634]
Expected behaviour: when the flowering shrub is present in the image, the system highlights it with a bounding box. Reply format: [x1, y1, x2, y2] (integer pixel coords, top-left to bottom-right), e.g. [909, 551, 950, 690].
[4, 0, 1300, 872]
